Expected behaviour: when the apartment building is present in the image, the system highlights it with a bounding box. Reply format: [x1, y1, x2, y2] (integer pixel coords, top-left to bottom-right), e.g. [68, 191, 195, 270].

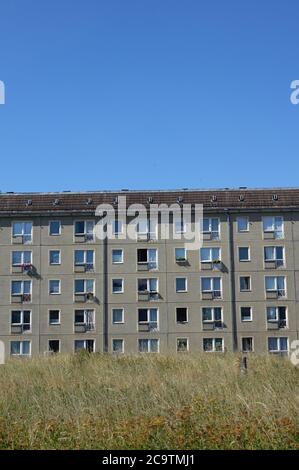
[0, 188, 298, 358]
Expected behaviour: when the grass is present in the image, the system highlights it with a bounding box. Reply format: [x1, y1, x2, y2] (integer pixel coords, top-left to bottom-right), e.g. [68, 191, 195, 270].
[0, 352, 298, 450]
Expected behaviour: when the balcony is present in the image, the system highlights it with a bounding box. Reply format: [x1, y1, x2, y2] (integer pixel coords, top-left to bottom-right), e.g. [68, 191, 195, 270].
[202, 321, 223, 331]
[74, 292, 94, 303]
[137, 262, 150, 272]
[11, 324, 31, 334]
[138, 322, 158, 332]
[75, 234, 94, 243]
[74, 323, 95, 333]
[266, 290, 286, 300]
[201, 291, 221, 300]
[12, 263, 34, 275]
[11, 294, 31, 303]
[74, 263, 94, 273]
[267, 320, 287, 330]
[263, 231, 275, 240]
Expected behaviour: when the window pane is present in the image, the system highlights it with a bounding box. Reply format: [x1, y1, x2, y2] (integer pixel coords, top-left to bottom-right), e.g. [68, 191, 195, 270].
[201, 248, 211, 262]
[12, 252, 22, 265]
[267, 307, 277, 321]
[150, 339, 159, 352]
[149, 309, 158, 322]
[214, 308, 222, 321]
[239, 247, 249, 261]
[75, 310, 85, 323]
[11, 311, 21, 324]
[213, 278, 221, 291]
[112, 279, 123, 292]
[138, 309, 148, 322]
[265, 247, 274, 260]
[75, 250, 84, 264]
[75, 340, 85, 351]
[177, 308, 187, 322]
[49, 280, 60, 294]
[211, 219, 219, 232]
[268, 337, 277, 351]
[238, 217, 248, 232]
[215, 338, 223, 351]
[11, 341, 20, 355]
[50, 251, 60, 264]
[176, 278, 186, 291]
[13, 222, 22, 236]
[86, 279, 94, 293]
[12, 281, 21, 294]
[202, 308, 212, 321]
[175, 248, 186, 260]
[266, 277, 276, 290]
[22, 341, 30, 355]
[149, 279, 157, 291]
[112, 309, 123, 323]
[75, 280, 84, 293]
[202, 278, 211, 291]
[279, 337, 288, 351]
[138, 339, 148, 352]
[263, 217, 273, 232]
[24, 223, 32, 236]
[75, 221, 85, 234]
[86, 221, 94, 234]
[112, 339, 123, 353]
[112, 250, 123, 263]
[50, 221, 60, 235]
[203, 218, 210, 232]
[203, 338, 213, 351]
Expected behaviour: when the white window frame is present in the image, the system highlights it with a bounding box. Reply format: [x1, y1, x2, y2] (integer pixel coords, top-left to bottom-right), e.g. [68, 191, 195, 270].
[266, 306, 288, 327]
[268, 337, 289, 353]
[49, 309, 61, 325]
[112, 338, 124, 353]
[12, 221, 33, 243]
[138, 338, 160, 353]
[49, 279, 61, 295]
[241, 336, 254, 353]
[176, 277, 188, 293]
[200, 247, 221, 263]
[11, 310, 31, 332]
[74, 279, 95, 295]
[11, 280, 32, 297]
[112, 249, 124, 264]
[203, 338, 224, 352]
[10, 340, 31, 357]
[136, 218, 157, 240]
[137, 308, 159, 329]
[239, 276, 251, 292]
[174, 219, 186, 234]
[265, 276, 286, 297]
[176, 307, 188, 323]
[11, 250, 32, 266]
[240, 306, 252, 322]
[202, 217, 220, 239]
[74, 309, 95, 329]
[49, 220, 61, 236]
[49, 250, 61, 265]
[264, 246, 285, 266]
[112, 278, 124, 294]
[201, 277, 222, 297]
[237, 217, 249, 233]
[112, 308, 124, 324]
[74, 249, 94, 266]
[262, 216, 284, 239]
[238, 246, 251, 262]
[112, 219, 123, 235]
[175, 247, 187, 262]
[48, 339, 61, 353]
[176, 337, 189, 352]
[74, 220, 95, 240]
[137, 278, 159, 294]
[137, 248, 158, 269]
[202, 307, 223, 325]
[74, 339, 95, 353]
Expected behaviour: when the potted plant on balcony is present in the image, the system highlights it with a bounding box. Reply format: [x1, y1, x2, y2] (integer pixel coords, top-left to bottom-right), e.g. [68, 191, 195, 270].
[212, 259, 223, 271]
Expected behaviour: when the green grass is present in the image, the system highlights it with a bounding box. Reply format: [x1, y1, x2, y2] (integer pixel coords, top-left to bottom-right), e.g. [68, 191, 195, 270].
[0, 353, 298, 449]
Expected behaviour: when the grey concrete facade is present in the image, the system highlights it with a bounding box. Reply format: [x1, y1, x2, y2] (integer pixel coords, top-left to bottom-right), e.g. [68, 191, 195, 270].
[0, 189, 298, 358]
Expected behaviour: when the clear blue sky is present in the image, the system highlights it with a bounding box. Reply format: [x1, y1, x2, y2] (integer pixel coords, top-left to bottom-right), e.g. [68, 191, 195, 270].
[0, 0, 298, 192]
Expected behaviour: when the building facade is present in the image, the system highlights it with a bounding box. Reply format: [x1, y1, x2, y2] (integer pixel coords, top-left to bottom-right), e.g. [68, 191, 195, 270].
[0, 188, 298, 358]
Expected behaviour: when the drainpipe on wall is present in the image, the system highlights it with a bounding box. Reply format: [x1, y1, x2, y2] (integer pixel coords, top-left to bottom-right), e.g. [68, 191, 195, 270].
[103, 236, 109, 352]
[226, 210, 238, 352]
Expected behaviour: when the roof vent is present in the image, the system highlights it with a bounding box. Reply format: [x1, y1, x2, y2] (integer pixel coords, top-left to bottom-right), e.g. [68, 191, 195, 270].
[86, 198, 93, 205]
[272, 194, 279, 201]
[121, 189, 129, 192]
[239, 194, 245, 202]
[177, 196, 184, 204]
[113, 196, 118, 206]
[239, 186, 247, 190]
[211, 195, 217, 202]
[53, 198, 60, 206]
[26, 199, 32, 206]
[147, 196, 153, 204]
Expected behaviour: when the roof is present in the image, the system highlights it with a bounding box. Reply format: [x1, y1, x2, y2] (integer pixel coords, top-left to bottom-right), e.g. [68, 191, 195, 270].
[0, 188, 298, 214]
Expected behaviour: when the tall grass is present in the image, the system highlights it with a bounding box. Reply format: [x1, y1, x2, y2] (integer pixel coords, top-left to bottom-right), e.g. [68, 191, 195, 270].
[0, 353, 298, 449]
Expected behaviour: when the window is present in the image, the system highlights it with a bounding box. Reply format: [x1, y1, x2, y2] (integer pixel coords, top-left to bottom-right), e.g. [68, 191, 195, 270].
[74, 250, 94, 269]
[137, 249, 157, 269]
[112, 220, 123, 235]
[175, 248, 187, 262]
[11, 280, 31, 298]
[174, 219, 186, 234]
[237, 217, 249, 232]
[202, 307, 222, 327]
[49, 220, 61, 236]
[203, 218, 220, 239]
[12, 222, 33, 243]
[112, 339, 124, 353]
[240, 307, 252, 322]
[112, 278, 123, 293]
[267, 306, 287, 327]
[49, 250, 61, 265]
[112, 308, 124, 324]
[203, 338, 224, 352]
[138, 339, 159, 353]
[201, 278, 222, 298]
[265, 276, 286, 297]
[242, 337, 253, 352]
[74, 339, 94, 353]
[136, 218, 157, 240]
[138, 308, 158, 329]
[74, 220, 94, 240]
[11, 310, 31, 331]
[138, 278, 158, 294]
[49, 310, 60, 325]
[74, 310, 95, 329]
[177, 338, 189, 352]
[268, 337, 288, 353]
[240, 276, 251, 292]
[49, 340, 60, 353]
[239, 247, 250, 262]
[12, 251, 32, 266]
[74, 279, 95, 294]
[264, 246, 284, 267]
[10, 340, 31, 356]
[176, 307, 188, 323]
[112, 249, 123, 264]
[200, 247, 221, 262]
[49, 280, 61, 295]
[176, 277, 187, 292]
[262, 216, 284, 239]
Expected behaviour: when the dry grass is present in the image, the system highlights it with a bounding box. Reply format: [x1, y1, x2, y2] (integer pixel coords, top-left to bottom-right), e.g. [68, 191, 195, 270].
[0, 352, 298, 449]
